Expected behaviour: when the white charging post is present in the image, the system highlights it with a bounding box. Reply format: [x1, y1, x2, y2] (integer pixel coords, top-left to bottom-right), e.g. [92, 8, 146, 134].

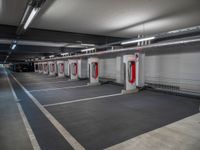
[122, 55, 137, 93]
[122, 54, 145, 94]
[43, 62, 48, 74]
[88, 58, 99, 85]
[64, 60, 69, 77]
[69, 59, 78, 80]
[34, 62, 39, 72]
[57, 60, 65, 77]
[48, 61, 56, 76]
[38, 63, 43, 73]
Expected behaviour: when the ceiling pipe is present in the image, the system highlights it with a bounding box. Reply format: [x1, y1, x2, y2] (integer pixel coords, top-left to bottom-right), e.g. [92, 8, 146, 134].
[37, 37, 200, 62]
[0, 39, 97, 48]
[96, 25, 200, 49]
[3, 0, 46, 64]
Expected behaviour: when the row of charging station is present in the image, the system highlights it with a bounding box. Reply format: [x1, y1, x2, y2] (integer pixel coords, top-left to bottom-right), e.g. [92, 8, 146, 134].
[34, 53, 144, 93]
[34, 59, 90, 78]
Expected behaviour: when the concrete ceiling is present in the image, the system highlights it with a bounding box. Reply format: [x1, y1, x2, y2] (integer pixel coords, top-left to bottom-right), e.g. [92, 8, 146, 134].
[1, 0, 200, 38]
[0, 0, 200, 63]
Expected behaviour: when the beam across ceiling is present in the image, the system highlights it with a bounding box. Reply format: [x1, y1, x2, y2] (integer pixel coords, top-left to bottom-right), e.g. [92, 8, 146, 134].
[0, 25, 125, 62]
[0, 25, 125, 44]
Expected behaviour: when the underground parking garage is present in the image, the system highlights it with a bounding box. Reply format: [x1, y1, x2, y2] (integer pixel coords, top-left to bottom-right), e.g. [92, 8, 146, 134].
[0, 0, 200, 150]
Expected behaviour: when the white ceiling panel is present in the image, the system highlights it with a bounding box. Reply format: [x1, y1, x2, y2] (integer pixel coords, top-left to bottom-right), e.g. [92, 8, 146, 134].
[1, 0, 200, 38]
[0, 0, 27, 26]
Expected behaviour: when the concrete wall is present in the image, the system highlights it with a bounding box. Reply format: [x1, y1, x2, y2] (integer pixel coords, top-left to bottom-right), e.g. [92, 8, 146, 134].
[98, 43, 200, 93]
[99, 58, 117, 79]
[116, 56, 124, 84]
[145, 44, 200, 93]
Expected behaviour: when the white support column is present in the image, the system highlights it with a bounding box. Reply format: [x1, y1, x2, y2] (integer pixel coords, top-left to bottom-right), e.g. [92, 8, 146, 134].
[78, 59, 87, 79]
[116, 56, 124, 84]
[88, 58, 99, 85]
[54, 61, 58, 76]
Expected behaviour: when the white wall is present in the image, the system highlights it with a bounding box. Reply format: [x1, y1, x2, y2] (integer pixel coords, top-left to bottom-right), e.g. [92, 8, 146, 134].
[116, 56, 124, 84]
[99, 58, 117, 79]
[145, 51, 200, 93]
[97, 44, 200, 93]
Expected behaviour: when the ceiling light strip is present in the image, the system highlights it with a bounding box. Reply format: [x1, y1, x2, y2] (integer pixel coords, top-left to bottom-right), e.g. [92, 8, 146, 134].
[81, 48, 95, 52]
[24, 7, 40, 30]
[121, 36, 155, 45]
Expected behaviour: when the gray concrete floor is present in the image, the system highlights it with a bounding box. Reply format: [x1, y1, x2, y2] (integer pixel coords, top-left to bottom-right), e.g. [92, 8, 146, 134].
[9, 71, 74, 150]
[47, 90, 199, 150]
[0, 68, 33, 150]
[3, 71, 200, 150]
[105, 113, 200, 150]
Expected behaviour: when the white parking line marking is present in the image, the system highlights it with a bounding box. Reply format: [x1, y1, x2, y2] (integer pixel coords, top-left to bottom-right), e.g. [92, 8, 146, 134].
[44, 93, 123, 107]
[29, 84, 89, 92]
[20, 76, 63, 81]
[5, 70, 41, 150]
[11, 74, 85, 150]
[24, 80, 70, 85]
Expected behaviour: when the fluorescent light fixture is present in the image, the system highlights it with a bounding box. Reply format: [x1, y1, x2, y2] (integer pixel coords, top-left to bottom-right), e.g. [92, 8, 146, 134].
[65, 43, 95, 48]
[11, 44, 17, 50]
[61, 52, 69, 56]
[81, 48, 95, 52]
[21, 5, 32, 24]
[121, 36, 155, 45]
[49, 55, 55, 58]
[67, 45, 85, 48]
[81, 44, 95, 47]
[24, 7, 40, 30]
